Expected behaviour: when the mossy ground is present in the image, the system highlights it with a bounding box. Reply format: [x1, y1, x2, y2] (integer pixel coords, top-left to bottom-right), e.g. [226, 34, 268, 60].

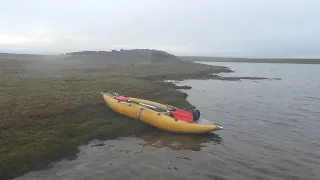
[0, 53, 230, 180]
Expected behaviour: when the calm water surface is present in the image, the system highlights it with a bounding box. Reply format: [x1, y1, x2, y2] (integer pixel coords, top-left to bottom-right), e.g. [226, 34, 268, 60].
[14, 62, 320, 180]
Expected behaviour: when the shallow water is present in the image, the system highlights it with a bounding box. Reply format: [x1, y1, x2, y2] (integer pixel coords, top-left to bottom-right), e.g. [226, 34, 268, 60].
[14, 62, 320, 180]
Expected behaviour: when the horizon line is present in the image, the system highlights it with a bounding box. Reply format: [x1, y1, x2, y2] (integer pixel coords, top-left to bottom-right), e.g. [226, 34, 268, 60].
[1, 50, 320, 60]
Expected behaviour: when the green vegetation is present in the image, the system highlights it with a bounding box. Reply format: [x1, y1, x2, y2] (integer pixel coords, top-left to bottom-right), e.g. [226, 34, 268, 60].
[180, 56, 320, 64]
[0, 49, 231, 180]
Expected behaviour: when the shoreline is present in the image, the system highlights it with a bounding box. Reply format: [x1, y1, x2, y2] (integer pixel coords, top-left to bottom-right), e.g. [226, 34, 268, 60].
[0, 52, 233, 180]
[16, 60, 277, 179]
[2, 52, 282, 180]
[11, 55, 320, 180]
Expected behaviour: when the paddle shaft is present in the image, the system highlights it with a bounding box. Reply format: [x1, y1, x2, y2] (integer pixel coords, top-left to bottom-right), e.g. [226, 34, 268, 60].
[114, 94, 176, 111]
[165, 104, 179, 110]
[127, 99, 169, 112]
[115, 95, 194, 122]
[129, 100, 193, 122]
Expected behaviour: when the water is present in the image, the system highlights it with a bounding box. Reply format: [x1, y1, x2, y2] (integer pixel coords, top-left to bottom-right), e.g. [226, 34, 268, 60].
[14, 62, 320, 180]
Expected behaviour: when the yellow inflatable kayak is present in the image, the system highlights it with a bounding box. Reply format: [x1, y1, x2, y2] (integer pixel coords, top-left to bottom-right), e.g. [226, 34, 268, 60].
[100, 91, 225, 134]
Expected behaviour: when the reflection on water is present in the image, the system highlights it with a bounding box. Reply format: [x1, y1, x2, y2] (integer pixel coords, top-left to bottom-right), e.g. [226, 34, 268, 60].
[13, 125, 224, 180]
[134, 128, 222, 151]
[13, 131, 224, 180]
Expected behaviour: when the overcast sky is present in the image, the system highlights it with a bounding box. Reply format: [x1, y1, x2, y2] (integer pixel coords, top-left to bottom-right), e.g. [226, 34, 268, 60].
[0, 0, 319, 58]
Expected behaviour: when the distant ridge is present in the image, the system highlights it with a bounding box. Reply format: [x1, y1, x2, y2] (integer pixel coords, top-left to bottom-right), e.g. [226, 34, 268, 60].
[1, 49, 177, 59]
[65, 49, 176, 59]
[0, 49, 182, 63]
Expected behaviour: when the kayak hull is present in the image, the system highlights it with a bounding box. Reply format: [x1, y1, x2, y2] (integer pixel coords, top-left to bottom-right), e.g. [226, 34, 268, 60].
[101, 92, 223, 134]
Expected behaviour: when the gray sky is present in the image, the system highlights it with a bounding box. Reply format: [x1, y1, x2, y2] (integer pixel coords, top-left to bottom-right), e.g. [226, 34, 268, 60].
[1, 0, 319, 58]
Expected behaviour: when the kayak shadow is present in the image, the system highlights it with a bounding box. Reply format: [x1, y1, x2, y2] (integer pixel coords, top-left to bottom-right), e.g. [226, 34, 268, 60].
[133, 128, 222, 151]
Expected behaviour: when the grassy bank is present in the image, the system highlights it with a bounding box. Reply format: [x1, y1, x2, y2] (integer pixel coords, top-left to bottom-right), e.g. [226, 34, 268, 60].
[0, 50, 231, 180]
[180, 56, 320, 64]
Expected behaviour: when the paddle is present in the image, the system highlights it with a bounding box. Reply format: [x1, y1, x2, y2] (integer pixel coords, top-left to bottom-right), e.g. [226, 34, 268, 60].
[115, 96, 194, 123]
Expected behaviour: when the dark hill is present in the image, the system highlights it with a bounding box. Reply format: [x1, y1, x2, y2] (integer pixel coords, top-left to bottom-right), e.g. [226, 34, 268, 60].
[64, 49, 181, 64]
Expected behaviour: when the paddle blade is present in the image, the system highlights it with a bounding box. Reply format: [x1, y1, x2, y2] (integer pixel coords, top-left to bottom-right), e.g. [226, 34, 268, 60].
[171, 110, 194, 123]
[115, 96, 128, 101]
